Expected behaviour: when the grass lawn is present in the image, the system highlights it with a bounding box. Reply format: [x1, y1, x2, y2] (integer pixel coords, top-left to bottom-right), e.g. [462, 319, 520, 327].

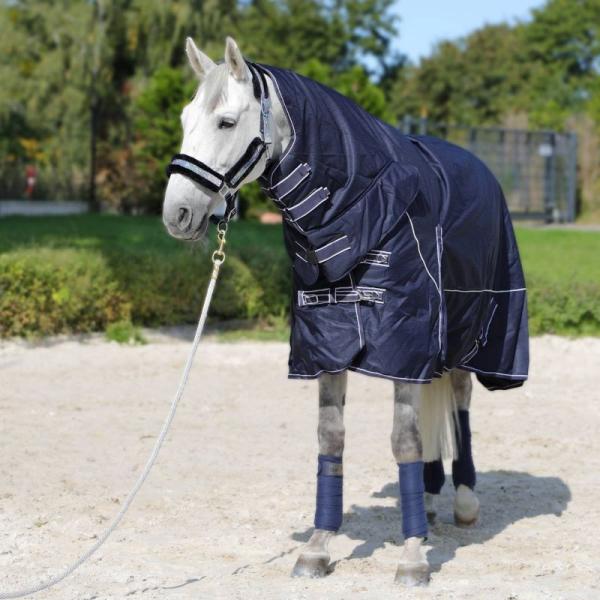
[2, 213, 598, 283]
[515, 228, 600, 285]
[0, 214, 599, 338]
[0, 213, 286, 257]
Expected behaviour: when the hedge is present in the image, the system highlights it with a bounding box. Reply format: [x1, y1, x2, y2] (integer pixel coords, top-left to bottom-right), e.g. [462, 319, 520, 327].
[0, 246, 291, 338]
[0, 243, 599, 338]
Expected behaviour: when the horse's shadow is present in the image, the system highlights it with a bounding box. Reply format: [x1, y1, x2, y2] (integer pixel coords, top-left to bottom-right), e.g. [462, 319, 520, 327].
[291, 470, 570, 573]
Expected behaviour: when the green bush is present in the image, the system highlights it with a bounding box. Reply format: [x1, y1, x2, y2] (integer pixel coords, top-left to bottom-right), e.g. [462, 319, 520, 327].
[527, 277, 600, 336]
[0, 243, 292, 338]
[0, 249, 130, 337]
[1, 218, 598, 339]
[105, 320, 146, 344]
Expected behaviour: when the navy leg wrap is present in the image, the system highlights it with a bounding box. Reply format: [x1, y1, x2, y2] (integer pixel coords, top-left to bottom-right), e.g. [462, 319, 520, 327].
[452, 410, 476, 489]
[314, 455, 343, 531]
[423, 459, 445, 494]
[399, 461, 428, 539]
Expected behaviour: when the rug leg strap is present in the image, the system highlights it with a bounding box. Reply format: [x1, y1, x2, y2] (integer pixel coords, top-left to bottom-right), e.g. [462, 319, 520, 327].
[314, 454, 343, 532]
[452, 410, 476, 489]
[399, 461, 428, 539]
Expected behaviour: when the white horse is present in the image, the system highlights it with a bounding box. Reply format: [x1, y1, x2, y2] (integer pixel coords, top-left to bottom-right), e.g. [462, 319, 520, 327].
[163, 37, 480, 586]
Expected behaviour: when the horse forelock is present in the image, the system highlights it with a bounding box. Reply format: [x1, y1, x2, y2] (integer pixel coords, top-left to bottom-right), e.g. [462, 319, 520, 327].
[195, 64, 230, 112]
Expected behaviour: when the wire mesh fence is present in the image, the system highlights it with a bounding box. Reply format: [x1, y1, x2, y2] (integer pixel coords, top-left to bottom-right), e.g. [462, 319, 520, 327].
[400, 117, 578, 222]
[1, 118, 578, 222]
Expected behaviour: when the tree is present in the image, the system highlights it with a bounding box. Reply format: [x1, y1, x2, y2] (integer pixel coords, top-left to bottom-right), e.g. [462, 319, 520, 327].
[388, 24, 529, 125]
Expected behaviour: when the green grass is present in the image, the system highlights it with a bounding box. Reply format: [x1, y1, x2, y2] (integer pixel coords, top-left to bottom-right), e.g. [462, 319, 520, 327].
[0, 213, 286, 257]
[0, 214, 599, 337]
[515, 228, 600, 285]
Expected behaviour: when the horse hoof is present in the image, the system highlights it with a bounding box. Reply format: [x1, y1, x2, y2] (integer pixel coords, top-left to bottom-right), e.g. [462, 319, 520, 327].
[394, 562, 430, 587]
[291, 552, 330, 578]
[454, 484, 480, 527]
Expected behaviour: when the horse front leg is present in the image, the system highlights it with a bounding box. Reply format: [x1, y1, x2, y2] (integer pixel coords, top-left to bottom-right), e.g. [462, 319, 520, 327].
[391, 382, 430, 586]
[292, 371, 347, 578]
[450, 369, 480, 526]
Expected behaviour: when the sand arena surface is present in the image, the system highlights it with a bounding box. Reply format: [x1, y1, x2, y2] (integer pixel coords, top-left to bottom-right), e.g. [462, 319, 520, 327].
[1, 333, 599, 599]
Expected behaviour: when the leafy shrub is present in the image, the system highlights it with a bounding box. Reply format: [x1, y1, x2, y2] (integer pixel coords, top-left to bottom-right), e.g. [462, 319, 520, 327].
[0, 249, 130, 337]
[0, 243, 291, 338]
[105, 320, 146, 344]
[1, 224, 598, 339]
[527, 277, 600, 336]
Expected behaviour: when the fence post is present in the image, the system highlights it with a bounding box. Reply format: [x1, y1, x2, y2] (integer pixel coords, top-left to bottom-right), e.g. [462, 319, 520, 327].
[541, 132, 557, 222]
[566, 133, 578, 222]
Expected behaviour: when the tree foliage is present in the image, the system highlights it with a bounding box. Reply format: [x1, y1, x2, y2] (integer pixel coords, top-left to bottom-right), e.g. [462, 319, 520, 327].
[2, 0, 600, 217]
[0, 0, 398, 210]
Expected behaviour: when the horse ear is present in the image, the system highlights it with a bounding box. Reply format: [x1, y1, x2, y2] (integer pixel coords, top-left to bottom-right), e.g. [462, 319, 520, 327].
[224, 36, 248, 82]
[185, 37, 215, 81]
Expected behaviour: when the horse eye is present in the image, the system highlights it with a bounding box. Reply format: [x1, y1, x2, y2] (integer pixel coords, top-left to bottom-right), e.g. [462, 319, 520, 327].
[218, 118, 236, 130]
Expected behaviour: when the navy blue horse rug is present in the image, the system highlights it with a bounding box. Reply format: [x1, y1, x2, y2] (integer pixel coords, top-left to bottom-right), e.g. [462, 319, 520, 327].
[258, 65, 529, 392]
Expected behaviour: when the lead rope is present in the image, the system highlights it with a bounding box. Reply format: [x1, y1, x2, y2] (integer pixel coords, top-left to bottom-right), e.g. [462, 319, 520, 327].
[0, 221, 229, 599]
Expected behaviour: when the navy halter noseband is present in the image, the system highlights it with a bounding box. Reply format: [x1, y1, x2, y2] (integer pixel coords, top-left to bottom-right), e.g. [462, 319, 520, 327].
[166, 62, 273, 224]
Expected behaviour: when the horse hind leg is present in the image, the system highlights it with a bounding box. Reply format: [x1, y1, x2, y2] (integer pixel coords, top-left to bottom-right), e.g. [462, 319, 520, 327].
[292, 371, 347, 578]
[450, 369, 480, 526]
[391, 382, 430, 587]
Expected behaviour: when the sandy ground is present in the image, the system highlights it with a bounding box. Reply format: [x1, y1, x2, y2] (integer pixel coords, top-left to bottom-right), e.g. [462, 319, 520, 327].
[1, 332, 599, 600]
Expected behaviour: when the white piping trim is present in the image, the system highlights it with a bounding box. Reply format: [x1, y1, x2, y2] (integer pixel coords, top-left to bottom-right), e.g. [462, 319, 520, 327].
[289, 186, 326, 210]
[294, 240, 307, 251]
[316, 234, 349, 253]
[294, 252, 308, 263]
[291, 189, 329, 220]
[288, 366, 433, 384]
[263, 67, 297, 187]
[349, 272, 364, 350]
[460, 340, 479, 364]
[406, 213, 440, 295]
[266, 162, 309, 192]
[278, 169, 310, 201]
[483, 302, 499, 343]
[285, 215, 306, 234]
[444, 288, 527, 293]
[289, 366, 349, 378]
[360, 260, 389, 268]
[435, 225, 443, 353]
[318, 246, 351, 264]
[350, 366, 432, 383]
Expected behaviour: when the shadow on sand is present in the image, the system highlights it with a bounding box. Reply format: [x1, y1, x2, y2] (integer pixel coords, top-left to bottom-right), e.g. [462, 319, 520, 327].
[291, 470, 571, 574]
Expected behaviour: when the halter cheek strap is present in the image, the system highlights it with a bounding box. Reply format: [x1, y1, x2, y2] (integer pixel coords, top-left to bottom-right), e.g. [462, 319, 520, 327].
[166, 61, 273, 224]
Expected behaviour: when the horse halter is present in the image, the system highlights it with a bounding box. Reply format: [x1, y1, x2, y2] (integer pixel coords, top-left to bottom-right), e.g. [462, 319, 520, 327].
[166, 62, 273, 224]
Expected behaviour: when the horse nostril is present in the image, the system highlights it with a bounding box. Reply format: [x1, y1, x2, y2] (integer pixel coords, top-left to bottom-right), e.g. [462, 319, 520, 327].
[177, 205, 192, 230]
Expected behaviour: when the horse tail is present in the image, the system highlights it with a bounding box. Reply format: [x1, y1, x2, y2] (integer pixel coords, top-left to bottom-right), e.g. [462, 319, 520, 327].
[419, 372, 458, 462]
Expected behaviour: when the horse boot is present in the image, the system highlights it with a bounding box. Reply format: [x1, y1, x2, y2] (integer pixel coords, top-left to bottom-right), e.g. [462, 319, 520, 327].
[292, 455, 343, 578]
[452, 410, 479, 526]
[395, 461, 430, 586]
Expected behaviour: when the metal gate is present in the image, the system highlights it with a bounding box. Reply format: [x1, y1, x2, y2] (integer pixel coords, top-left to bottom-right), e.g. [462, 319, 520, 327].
[400, 117, 578, 222]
